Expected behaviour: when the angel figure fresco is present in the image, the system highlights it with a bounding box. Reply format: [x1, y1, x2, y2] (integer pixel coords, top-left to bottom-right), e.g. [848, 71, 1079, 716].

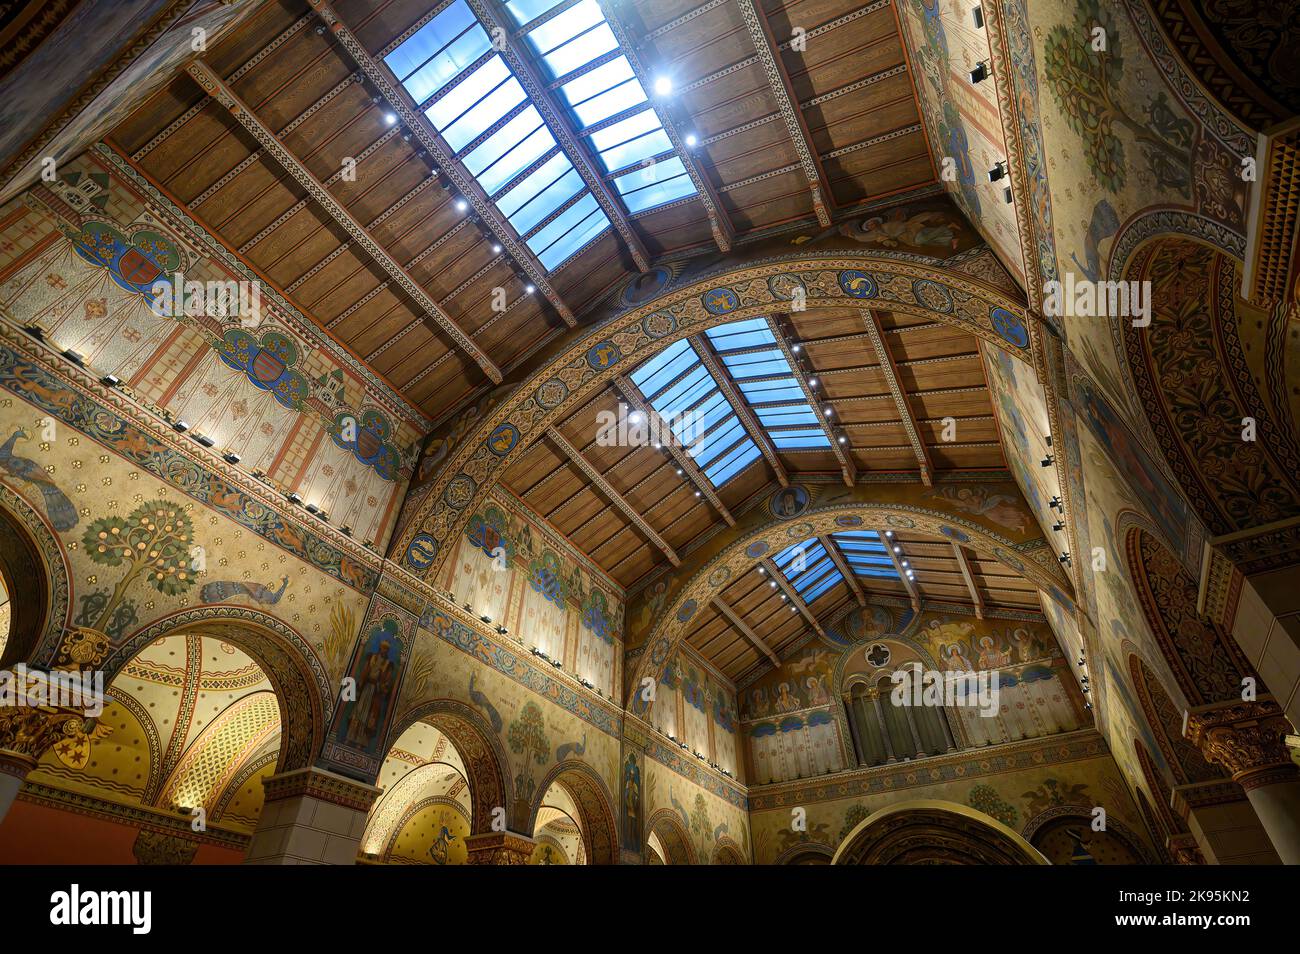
[941, 641, 974, 672]
[927, 485, 1028, 533]
[749, 686, 771, 719]
[805, 675, 829, 706]
[774, 682, 801, 713]
[838, 208, 960, 250]
[976, 635, 1011, 670]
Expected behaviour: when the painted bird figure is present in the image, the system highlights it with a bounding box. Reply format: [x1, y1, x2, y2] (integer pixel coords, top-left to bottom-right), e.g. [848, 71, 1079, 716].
[555, 732, 586, 762]
[200, 575, 289, 605]
[468, 672, 503, 733]
[0, 427, 78, 530]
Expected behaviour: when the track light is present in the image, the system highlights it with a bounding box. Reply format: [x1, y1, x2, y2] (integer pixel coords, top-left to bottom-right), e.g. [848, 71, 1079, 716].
[1003, 186, 1014, 204]
[21, 324, 46, 341]
[286, 492, 303, 505]
[1041, 454, 1054, 467]
[100, 374, 122, 387]
[172, 420, 190, 433]
[1049, 496, 1062, 511]
[192, 433, 215, 448]
[222, 451, 241, 465]
[987, 161, 1007, 183]
[1052, 521, 1065, 532]
[969, 61, 990, 83]
[972, 4, 984, 28]
[62, 349, 85, 366]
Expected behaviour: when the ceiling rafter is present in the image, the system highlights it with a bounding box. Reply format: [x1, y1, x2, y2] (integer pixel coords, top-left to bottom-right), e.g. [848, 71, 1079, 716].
[691, 333, 789, 487]
[734, 0, 833, 227]
[595, 0, 736, 252]
[863, 310, 933, 485]
[613, 375, 735, 526]
[469, 0, 652, 272]
[951, 542, 985, 619]
[307, 0, 576, 326]
[544, 427, 681, 566]
[820, 535, 866, 607]
[711, 597, 781, 668]
[185, 60, 504, 384]
[878, 527, 920, 612]
[764, 315, 855, 486]
[759, 558, 827, 639]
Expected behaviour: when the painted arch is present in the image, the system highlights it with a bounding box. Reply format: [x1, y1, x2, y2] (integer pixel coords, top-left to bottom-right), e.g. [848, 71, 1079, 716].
[393, 252, 1042, 582]
[832, 799, 1050, 865]
[624, 489, 1073, 714]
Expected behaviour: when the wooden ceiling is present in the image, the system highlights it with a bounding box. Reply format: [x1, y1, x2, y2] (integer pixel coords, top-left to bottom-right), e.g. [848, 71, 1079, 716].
[99, 0, 1032, 686]
[500, 305, 1037, 686]
[104, 0, 934, 426]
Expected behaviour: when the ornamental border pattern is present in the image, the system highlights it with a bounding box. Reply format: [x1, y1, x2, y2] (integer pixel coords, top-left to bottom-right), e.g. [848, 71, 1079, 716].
[92, 143, 430, 429]
[746, 729, 1106, 810]
[0, 334, 382, 598]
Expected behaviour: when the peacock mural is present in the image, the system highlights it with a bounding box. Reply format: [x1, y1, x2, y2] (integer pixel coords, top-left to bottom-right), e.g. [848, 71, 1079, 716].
[0, 427, 78, 530]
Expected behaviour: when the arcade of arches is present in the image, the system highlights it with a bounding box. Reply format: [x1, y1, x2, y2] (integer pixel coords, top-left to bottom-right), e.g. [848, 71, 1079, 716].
[0, 0, 1298, 867]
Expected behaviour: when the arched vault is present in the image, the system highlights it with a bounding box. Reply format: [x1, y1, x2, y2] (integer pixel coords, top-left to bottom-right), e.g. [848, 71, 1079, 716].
[622, 481, 1073, 713]
[392, 252, 1041, 583]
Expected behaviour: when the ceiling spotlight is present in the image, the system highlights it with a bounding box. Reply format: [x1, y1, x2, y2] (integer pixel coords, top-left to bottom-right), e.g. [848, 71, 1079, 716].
[885, 530, 893, 537]
[384, 112, 397, 125]
[1052, 521, 1065, 532]
[455, 198, 468, 211]
[525, 284, 536, 294]
[222, 451, 241, 465]
[1041, 454, 1055, 467]
[675, 468, 683, 476]
[769, 581, 777, 588]
[654, 76, 672, 95]
[491, 243, 502, 254]
[172, 420, 191, 433]
[100, 374, 122, 387]
[901, 560, 909, 568]
[685, 132, 698, 147]
[969, 61, 990, 84]
[792, 343, 801, 352]
[837, 436, 847, 444]
[628, 411, 644, 425]
[808, 377, 818, 386]
[987, 160, 1007, 183]
[824, 406, 833, 416]
[893, 546, 901, 553]
[694, 490, 701, 497]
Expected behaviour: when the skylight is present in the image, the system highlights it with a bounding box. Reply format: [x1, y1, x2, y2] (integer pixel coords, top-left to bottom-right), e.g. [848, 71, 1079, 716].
[510, 0, 698, 214]
[831, 531, 901, 580]
[385, 0, 612, 270]
[704, 319, 830, 449]
[628, 338, 761, 487]
[773, 538, 843, 604]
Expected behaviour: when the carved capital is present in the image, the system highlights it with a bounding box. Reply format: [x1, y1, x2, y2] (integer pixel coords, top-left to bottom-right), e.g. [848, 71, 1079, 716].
[1185, 697, 1298, 791]
[1166, 833, 1206, 865]
[464, 831, 536, 865]
[262, 766, 380, 811]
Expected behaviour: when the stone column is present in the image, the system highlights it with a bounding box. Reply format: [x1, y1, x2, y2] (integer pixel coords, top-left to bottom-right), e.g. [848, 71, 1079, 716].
[901, 701, 926, 758]
[871, 693, 896, 763]
[0, 700, 99, 824]
[1185, 696, 1300, 864]
[1165, 833, 1206, 865]
[1170, 778, 1279, 864]
[464, 830, 537, 864]
[244, 766, 380, 865]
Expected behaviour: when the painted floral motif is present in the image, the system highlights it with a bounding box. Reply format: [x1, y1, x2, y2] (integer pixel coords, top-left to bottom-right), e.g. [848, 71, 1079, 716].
[215, 328, 309, 411]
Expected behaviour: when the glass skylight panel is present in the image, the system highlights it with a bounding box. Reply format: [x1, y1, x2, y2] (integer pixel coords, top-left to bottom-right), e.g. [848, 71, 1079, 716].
[774, 539, 843, 603]
[831, 531, 901, 580]
[511, 0, 697, 214]
[628, 339, 760, 488]
[384, 0, 612, 272]
[704, 319, 830, 450]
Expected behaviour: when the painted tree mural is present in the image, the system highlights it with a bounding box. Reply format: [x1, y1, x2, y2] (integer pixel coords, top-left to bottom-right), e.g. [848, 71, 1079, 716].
[82, 499, 197, 631]
[508, 701, 550, 804]
[1042, 0, 1190, 194]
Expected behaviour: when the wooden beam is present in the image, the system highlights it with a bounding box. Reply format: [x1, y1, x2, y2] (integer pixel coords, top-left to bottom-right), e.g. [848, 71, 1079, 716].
[471, 0, 651, 272]
[711, 598, 781, 668]
[734, 0, 833, 227]
[185, 60, 504, 384]
[764, 316, 855, 486]
[951, 542, 985, 619]
[864, 310, 933, 486]
[759, 558, 826, 639]
[596, 0, 736, 252]
[613, 376, 734, 526]
[307, 0, 574, 326]
[692, 333, 789, 487]
[821, 535, 866, 607]
[878, 527, 920, 612]
[545, 427, 680, 566]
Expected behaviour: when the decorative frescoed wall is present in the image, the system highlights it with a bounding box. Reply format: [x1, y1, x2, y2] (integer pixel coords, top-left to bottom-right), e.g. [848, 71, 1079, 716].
[748, 738, 1155, 864]
[899, 0, 1027, 285]
[431, 489, 625, 701]
[648, 648, 741, 781]
[0, 149, 426, 549]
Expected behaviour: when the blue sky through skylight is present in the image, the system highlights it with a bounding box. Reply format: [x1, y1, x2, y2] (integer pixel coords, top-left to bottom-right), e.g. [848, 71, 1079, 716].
[385, 0, 617, 270]
[512, 0, 697, 214]
[628, 338, 761, 488]
[831, 531, 902, 580]
[773, 539, 842, 604]
[704, 318, 830, 450]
